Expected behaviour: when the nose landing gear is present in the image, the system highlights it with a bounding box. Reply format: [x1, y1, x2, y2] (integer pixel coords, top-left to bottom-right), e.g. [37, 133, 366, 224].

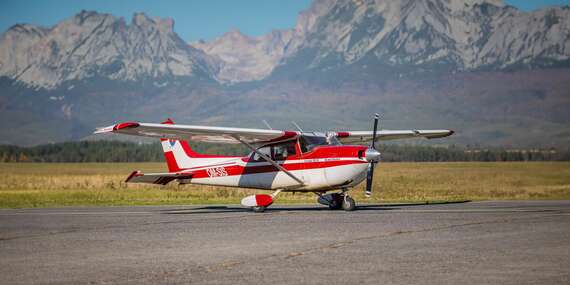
[342, 195, 356, 211]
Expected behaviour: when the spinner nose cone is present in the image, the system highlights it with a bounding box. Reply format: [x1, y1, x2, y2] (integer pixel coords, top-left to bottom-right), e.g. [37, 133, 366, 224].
[365, 148, 381, 162]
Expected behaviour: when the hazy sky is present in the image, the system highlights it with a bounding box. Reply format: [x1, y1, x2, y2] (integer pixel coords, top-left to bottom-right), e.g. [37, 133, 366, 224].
[0, 0, 568, 42]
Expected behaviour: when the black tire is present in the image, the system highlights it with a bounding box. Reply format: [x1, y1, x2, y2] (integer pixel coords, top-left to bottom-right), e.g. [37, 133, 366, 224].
[327, 193, 343, 210]
[252, 206, 266, 213]
[328, 199, 342, 210]
[342, 196, 356, 211]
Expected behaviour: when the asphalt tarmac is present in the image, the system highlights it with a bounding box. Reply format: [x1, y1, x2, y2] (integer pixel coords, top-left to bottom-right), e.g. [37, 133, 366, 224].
[1, 201, 569, 284]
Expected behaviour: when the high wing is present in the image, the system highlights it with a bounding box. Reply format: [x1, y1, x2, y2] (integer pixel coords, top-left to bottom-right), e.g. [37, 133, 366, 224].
[94, 121, 299, 144]
[335, 129, 454, 144]
[125, 170, 193, 185]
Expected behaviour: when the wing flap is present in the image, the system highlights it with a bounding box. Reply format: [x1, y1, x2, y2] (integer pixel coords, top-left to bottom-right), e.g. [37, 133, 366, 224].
[125, 171, 193, 185]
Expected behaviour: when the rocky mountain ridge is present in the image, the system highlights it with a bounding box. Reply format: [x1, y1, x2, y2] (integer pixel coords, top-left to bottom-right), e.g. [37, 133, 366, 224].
[0, 10, 219, 89]
[194, 0, 570, 81]
[1, 0, 569, 88]
[191, 29, 292, 83]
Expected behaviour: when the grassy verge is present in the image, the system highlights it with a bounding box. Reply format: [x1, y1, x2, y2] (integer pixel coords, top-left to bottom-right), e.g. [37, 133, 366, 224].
[0, 162, 569, 208]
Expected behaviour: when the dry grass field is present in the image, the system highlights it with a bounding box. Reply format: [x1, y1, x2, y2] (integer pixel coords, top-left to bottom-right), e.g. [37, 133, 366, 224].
[0, 162, 569, 208]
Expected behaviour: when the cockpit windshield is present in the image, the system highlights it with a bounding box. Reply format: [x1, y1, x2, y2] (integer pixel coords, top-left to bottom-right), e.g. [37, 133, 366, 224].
[299, 134, 340, 153]
[250, 134, 341, 160]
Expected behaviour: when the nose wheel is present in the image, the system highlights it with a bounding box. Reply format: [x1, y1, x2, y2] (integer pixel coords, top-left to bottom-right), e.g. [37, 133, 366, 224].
[342, 195, 356, 211]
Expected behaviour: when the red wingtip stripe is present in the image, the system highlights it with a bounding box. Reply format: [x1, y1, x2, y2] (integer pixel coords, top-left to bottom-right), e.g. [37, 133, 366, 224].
[336, 131, 350, 138]
[161, 118, 174, 125]
[125, 170, 141, 183]
[113, 122, 139, 131]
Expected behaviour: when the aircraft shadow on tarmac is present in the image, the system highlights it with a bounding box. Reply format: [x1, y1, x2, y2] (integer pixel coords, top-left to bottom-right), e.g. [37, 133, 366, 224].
[159, 200, 471, 215]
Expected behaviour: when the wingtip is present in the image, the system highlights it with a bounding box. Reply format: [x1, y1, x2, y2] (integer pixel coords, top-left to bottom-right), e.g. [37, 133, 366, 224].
[113, 122, 140, 131]
[93, 121, 140, 135]
[161, 118, 174, 125]
[93, 125, 115, 134]
[125, 170, 142, 183]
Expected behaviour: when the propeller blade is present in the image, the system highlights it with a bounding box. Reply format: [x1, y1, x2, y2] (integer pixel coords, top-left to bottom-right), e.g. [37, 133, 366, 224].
[365, 163, 374, 197]
[366, 113, 380, 197]
[371, 113, 379, 149]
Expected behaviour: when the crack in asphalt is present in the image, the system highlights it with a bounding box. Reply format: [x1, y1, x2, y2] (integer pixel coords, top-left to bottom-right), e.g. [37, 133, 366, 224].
[198, 212, 567, 274]
[0, 228, 82, 241]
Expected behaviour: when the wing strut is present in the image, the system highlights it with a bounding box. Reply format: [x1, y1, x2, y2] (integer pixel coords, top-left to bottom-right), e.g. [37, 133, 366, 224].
[233, 137, 304, 186]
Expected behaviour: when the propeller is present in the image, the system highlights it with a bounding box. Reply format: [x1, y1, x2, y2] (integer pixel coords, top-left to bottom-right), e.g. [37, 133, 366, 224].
[365, 113, 381, 197]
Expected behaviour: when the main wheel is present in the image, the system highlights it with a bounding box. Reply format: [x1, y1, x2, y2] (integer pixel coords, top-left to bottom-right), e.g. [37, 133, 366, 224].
[342, 196, 356, 211]
[252, 206, 266, 213]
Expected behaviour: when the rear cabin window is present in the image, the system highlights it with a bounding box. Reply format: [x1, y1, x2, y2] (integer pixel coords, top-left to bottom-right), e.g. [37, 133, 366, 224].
[251, 145, 272, 162]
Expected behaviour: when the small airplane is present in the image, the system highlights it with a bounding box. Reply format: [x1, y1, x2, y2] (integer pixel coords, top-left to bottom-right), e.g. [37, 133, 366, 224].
[95, 115, 454, 212]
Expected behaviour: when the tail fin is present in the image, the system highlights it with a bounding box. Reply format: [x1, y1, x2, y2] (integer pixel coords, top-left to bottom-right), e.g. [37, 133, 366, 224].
[159, 118, 231, 172]
[160, 118, 181, 172]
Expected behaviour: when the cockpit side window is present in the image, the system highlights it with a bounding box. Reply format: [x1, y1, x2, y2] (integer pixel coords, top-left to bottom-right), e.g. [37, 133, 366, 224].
[299, 135, 329, 153]
[250, 140, 298, 162]
[273, 141, 297, 160]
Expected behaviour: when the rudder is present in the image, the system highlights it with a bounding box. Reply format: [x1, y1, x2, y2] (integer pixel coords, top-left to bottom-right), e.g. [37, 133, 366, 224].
[159, 118, 231, 172]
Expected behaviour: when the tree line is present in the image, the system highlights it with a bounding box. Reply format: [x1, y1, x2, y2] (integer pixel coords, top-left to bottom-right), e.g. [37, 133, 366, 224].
[379, 145, 569, 162]
[0, 141, 568, 163]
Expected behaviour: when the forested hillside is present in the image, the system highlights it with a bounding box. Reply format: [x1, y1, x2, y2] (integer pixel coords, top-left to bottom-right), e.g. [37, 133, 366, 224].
[1, 141, 567, 163]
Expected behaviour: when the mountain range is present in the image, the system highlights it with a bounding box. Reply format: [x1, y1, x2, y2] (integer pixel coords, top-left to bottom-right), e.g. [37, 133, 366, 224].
[1, 0, 569, 147]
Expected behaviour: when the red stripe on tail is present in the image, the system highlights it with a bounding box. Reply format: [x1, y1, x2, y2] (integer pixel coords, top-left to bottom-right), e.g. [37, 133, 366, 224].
[160, 118, 180, 172]
[159, 118, 242, 172]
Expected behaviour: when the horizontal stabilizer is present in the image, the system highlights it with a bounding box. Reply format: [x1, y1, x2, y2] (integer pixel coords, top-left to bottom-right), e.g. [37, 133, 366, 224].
[125, 171, 193, 185]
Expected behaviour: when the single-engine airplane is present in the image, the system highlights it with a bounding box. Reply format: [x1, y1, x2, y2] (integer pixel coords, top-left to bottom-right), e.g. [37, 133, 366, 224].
[95, 115, 454, 212]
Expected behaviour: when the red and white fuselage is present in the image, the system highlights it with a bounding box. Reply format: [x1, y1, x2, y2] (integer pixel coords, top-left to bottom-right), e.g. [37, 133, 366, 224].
[162, 139, 370, 192]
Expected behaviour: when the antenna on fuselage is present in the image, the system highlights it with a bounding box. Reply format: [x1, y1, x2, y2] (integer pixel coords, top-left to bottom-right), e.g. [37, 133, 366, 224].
[291, 121, 304, 132]
[262, 120, 273, 130]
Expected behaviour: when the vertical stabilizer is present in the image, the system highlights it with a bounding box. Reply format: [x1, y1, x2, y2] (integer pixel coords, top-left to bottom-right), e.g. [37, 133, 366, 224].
[159, 118, 236, 172]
